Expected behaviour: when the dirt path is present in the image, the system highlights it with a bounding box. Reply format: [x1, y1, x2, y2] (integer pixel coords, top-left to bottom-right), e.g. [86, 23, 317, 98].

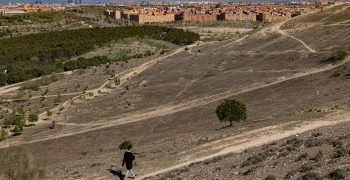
[0, 85, 20, 96]
[139, 111, 350, 179]
[272, 22, 316, 53]
[0, 56, 348, 149]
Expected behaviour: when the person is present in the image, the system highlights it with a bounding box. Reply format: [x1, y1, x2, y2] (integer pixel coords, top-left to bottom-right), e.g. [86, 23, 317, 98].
[122, 144, 136, 179]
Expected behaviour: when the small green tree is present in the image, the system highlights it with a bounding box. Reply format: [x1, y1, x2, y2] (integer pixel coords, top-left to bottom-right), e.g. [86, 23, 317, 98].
[28, 114, 39, 123]
[215, 99, 247, 127]
[119, 140, 132, 150]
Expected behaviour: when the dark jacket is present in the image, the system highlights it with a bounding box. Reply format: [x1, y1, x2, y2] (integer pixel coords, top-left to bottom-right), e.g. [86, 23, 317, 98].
[122, 151, 135, 170]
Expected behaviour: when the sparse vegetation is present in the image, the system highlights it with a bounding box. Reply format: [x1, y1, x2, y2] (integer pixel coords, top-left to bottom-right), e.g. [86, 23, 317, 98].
[300, 162, 320, 173]
[333, 146, 348, 158]
[0, 147, 45, 179]
[0, 129, 8, 141]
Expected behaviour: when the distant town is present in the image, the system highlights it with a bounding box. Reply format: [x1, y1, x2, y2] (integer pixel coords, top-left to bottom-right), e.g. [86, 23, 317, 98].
[0, 0, 344, 25]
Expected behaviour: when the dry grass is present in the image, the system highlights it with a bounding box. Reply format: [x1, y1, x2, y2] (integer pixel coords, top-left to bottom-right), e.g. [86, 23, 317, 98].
[0, 147, 45, 180]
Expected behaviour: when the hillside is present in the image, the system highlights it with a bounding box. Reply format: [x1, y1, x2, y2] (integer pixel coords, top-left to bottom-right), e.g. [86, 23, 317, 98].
[0, 3, 349, 180]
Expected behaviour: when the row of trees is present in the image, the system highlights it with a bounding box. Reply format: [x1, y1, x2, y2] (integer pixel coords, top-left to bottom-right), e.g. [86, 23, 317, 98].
[0, 26, 199, 86]
[0, 50, 152, 86]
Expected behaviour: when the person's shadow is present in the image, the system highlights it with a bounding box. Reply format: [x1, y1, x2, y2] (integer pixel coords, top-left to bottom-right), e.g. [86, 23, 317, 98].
[107, 168, 124, 180]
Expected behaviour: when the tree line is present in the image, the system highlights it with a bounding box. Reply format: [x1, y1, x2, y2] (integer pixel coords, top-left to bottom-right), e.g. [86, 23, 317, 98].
[0, 26, 199, 86]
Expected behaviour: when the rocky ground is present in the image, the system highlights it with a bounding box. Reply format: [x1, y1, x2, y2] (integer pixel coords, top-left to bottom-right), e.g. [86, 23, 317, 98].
[154, 121, 350, 180]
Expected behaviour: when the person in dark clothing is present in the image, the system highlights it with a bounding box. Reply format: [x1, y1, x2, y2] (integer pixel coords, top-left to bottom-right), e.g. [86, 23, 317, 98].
[122, 144, 135, 179]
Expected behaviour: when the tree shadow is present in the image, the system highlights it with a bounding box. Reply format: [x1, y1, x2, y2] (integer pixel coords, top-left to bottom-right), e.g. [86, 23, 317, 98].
[107, 168, 124, 180]
[215, 124, 233, 130]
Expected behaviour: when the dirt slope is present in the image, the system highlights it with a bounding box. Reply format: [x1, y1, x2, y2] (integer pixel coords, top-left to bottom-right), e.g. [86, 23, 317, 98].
[0, 4, 349, 180]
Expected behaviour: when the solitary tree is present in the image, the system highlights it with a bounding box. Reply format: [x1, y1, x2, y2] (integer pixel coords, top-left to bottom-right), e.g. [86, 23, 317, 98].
[215, 99, 247, 127]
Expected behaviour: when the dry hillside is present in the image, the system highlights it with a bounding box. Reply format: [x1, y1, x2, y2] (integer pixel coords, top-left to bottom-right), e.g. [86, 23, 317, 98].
[0, 3, 350, 180]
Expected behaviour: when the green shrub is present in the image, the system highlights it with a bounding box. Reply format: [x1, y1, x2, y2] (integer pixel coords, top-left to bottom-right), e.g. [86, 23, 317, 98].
[4, 115, 24, 129]
[333, 50, 347, 61]
[28, 114, 39, 123]
[322, 50, 347, 63]
[0, 129, 8, 141]
[119, 140, 132, 150]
